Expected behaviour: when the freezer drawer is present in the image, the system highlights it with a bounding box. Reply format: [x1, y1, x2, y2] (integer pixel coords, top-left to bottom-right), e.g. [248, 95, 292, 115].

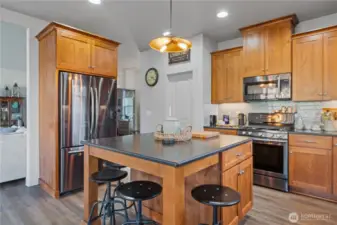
[60, 146, 84, 193]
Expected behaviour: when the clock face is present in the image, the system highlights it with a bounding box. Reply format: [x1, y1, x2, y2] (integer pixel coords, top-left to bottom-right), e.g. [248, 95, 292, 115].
[145, 68, 159, 87]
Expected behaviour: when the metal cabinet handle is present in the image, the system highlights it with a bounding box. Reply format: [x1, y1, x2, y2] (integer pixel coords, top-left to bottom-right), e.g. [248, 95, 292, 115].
[304, 140, 317, 143]
[238, 170, 245, 175]
[236, 153, 242, 157]
[290, 151, 293, 154]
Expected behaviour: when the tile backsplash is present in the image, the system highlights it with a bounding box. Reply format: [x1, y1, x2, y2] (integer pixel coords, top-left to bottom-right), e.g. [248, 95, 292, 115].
[204, 101, 337, 129]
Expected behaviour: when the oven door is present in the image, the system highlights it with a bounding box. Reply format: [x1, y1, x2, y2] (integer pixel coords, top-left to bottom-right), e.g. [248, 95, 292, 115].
[252, 138, 288, 179]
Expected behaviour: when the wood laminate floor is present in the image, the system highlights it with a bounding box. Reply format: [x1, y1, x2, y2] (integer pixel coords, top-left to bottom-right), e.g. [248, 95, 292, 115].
[0, 180, 336, 225]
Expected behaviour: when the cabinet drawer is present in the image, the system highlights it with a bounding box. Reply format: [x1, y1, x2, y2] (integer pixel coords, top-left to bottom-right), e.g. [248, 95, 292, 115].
[222, 142, 252, 171]
[289, 134, 332, 149]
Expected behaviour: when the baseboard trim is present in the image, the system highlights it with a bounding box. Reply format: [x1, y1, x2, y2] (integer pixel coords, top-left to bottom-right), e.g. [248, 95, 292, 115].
[39, 178, 60, 199]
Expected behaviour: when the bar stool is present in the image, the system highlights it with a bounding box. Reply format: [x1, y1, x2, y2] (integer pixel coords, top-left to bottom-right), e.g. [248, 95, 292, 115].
[116, 181, 162, 225]
[191, 184, 240, 225]
[88, 168, 133, 225]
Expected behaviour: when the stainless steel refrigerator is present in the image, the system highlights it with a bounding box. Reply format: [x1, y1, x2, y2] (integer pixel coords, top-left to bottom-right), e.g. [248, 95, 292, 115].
[59, 72, 117, 194]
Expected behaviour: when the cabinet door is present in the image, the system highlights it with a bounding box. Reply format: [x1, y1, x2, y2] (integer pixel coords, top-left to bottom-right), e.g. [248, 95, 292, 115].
[242, 28, 265, 77]
[264, 21, 291, 74]
[323, 30, 337, 100]
[292, 34, 323, 101]
[57, 29, 91, 73]
[226, 49, 243, 103]
[333, 138, 337, 196]
[222, 165, 239, 225]
[211, 53, 227, 103]
[92, 40, 118, 77]
[238, 157, 253, 218]
[289, 146, 332, 194]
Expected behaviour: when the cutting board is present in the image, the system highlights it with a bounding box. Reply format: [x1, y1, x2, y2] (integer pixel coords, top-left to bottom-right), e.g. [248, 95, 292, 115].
[192, 131, 220, 139]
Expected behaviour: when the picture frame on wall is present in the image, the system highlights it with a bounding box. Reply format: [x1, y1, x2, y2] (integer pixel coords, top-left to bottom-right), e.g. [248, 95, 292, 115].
[168, 49, 191, 65]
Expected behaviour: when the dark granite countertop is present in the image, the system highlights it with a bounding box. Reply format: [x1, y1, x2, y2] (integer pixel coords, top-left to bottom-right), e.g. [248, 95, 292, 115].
[83, 133, 251, 167]
[288, 129, 337, 137]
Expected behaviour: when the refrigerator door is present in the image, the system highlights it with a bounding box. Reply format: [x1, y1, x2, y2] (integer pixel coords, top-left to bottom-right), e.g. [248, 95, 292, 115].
[91, 76, 117, 139]
[60, 146, 84, 193]
[60, 72, 90, 148]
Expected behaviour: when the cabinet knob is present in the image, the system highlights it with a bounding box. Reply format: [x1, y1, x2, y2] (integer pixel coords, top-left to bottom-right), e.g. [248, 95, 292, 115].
[238, 170, 245, 175]
[290, 151, 293, 154]
[236, 153, 242, 157]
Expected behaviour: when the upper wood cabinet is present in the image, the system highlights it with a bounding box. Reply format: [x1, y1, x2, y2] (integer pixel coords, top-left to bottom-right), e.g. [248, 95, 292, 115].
[241, 28, 265, 77]
[240, 15, 296, 77]
[211, 47, 243, 104]
[292, 26, 337, 101]
[37, 22, 119, 78]
[323, 30, 337, 100]
[57, 29, 92, 73]
[211, 53, 226, 103]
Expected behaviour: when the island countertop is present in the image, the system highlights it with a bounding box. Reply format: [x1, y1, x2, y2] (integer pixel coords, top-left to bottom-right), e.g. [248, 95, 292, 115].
[83, 133, 251, 167]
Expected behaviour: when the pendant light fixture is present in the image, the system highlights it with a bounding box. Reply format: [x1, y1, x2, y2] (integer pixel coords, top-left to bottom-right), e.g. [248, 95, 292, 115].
[149, 0, 192, 53]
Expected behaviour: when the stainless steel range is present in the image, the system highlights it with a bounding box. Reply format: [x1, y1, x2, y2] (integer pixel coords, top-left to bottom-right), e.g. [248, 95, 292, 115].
[237, 113, 295, 192]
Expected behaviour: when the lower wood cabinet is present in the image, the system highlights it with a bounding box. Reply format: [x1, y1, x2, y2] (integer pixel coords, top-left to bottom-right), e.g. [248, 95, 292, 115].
[289, 134, 337, 201]
[222, 157, 253, 225]
[289, 146, 332, 194]
[333, 138, 337, 196]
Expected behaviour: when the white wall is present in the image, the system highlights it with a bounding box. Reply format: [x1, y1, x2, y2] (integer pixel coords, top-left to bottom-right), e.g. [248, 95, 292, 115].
[210, 12, 337, 128]
[140, 34, 215, 133]
[0, 7, 48, 187]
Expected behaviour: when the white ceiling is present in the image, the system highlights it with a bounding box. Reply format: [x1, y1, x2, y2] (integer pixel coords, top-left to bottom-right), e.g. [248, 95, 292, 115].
[2, 0, 337, 51]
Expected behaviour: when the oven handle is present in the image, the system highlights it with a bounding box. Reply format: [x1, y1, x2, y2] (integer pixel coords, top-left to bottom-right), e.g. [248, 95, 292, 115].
[253, 138, 287, 146]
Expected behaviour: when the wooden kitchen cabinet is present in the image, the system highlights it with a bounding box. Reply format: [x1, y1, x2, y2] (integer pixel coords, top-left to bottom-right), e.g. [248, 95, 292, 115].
[211, 53, 227, 103]
[92, 40, 118, 77]
[211, 47, 243, 104]
[323, 30, 337, 100]
[241, 28, 265, 78]
[292, 34, 323, 101]
[221, 157, 253, 225]
[56, 29, 92, 73]
[289, 134, 333, 197]
[333, 138, 337, 196]
[240, 15, 296, 77]
[292, 26, 337, 101]
[264, 20, 292, 75]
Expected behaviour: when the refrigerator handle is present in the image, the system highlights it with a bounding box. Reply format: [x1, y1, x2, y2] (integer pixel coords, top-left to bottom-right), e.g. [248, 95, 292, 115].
[94, 86, 99, 138]
[90, 87, 95, 138]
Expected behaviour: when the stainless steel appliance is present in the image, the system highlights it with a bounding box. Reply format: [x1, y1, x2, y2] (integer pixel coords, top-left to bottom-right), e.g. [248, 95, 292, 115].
[238, 113, 247, 126]
[117, 88, 136, 135]
[243, 73, 291, 102]
[237, 113, 295, 192]
[210, 115, 217, 126]
[59, 72, 117, 194]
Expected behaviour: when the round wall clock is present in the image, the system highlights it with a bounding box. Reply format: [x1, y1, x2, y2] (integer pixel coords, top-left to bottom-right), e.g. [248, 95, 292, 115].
[145, 68, 159, 87]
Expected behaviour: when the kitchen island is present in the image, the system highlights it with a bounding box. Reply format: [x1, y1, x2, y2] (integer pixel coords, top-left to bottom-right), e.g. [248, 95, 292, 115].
[82, 133, 252, 225]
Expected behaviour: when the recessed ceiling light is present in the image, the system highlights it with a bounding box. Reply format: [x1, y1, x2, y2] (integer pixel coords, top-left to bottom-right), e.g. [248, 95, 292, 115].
[89, 0, 101, 5]
[217, 11, 228, 18]
[163, 31, 171, 36]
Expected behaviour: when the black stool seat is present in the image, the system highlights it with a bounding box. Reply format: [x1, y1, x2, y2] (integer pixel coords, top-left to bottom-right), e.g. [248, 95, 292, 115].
[90, 168, 128, 183]
[104, 161, 126, 170]
[192, 184, 240, 207]
[116, 181, 162, 201]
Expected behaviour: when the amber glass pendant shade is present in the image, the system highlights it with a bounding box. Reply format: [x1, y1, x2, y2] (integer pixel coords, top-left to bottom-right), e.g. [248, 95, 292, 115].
[149, 36, 192, 53]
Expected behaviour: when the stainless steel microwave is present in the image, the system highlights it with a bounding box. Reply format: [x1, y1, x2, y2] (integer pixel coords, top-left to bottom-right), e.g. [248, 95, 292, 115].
[243, 73, 291, 102]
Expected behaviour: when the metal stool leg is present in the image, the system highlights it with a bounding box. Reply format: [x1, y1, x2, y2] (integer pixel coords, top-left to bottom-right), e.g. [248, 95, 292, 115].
[212, 206, 219, 225]
[136, 200, 142, 225]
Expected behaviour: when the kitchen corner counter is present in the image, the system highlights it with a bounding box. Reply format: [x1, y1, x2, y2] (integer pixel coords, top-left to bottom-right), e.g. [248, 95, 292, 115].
[83, 133, 251, 167]
[288, 129, 337, 137]
[82, 133, 253, 225]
